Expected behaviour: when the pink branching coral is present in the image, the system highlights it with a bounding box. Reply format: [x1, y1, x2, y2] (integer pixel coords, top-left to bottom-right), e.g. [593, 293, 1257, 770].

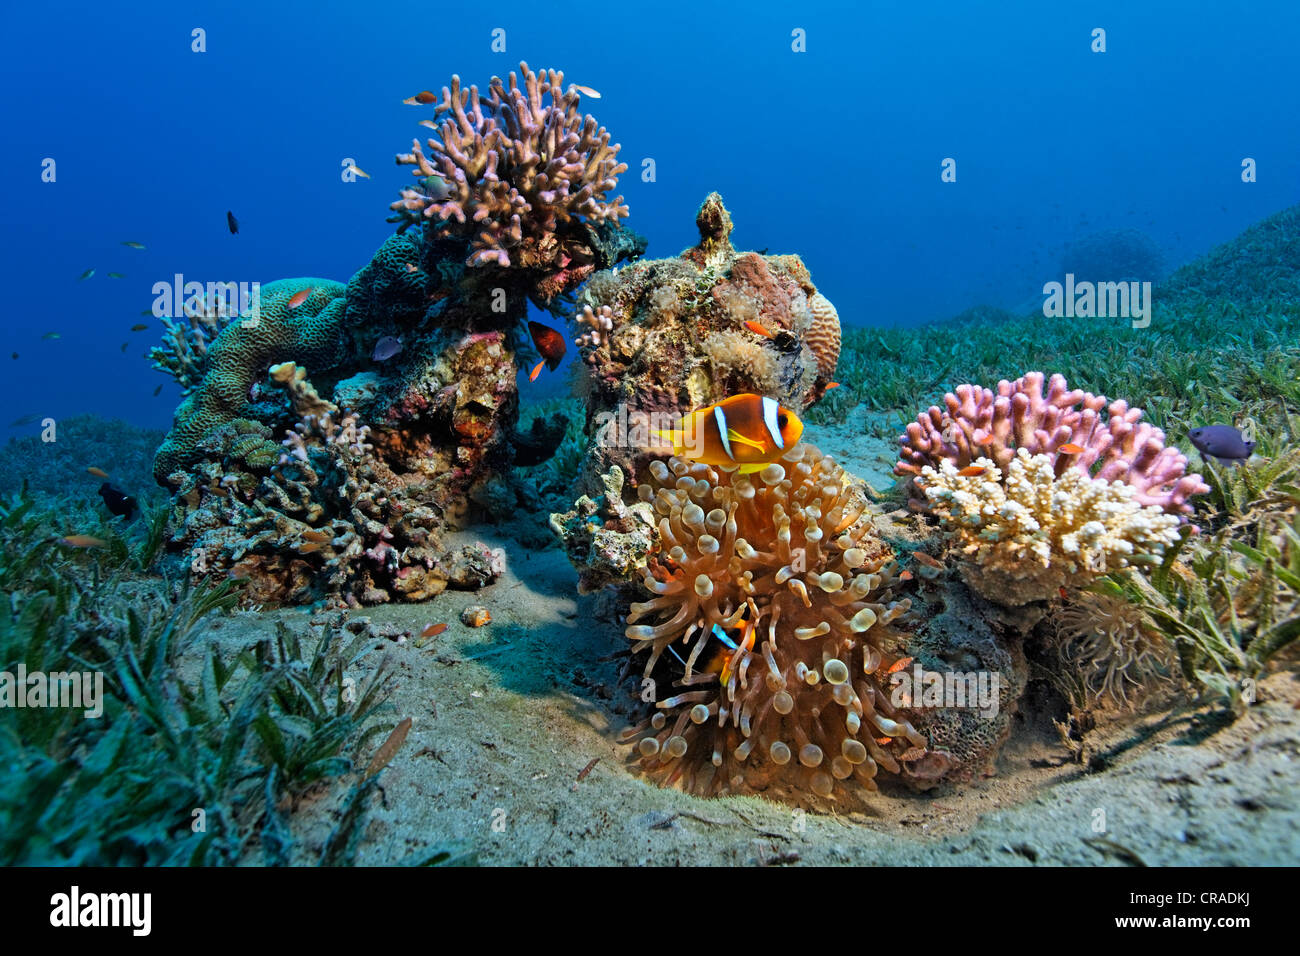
[895, 371, 1207, 514]
[389, 61, 629, 272]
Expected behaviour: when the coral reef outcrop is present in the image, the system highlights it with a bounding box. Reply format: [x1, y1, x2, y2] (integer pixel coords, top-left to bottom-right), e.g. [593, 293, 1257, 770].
[151, 63, 644, 604]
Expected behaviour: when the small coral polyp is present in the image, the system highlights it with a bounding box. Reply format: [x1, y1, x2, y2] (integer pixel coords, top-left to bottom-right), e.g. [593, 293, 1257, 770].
[621, 444, 924, 805]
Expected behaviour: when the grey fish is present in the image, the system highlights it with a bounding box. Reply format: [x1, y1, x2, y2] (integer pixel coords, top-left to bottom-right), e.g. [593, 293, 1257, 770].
[1189, 425, 1255, 464]
[10, 413, 42, 427]
[420, 174, 454, 201]
[372, 335, 403, 361]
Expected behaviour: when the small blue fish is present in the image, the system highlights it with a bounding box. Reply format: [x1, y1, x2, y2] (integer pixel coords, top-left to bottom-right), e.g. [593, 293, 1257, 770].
[1189, 425, 1255, 465]
[372, 336, 403, 361]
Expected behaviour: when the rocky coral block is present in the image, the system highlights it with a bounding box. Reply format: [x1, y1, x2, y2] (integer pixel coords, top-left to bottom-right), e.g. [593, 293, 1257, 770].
[895, 371, 1207, 514]
[549, 465, 656, 594]
[574, 194, 839, 484]
[170, 363, 466, 607]
[390, 60, 628, 273]
[918, 450, 1183, 606]
[620, 444, 928, 806]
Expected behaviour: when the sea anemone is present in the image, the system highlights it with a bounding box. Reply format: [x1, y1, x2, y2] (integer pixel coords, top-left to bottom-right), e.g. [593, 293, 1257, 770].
[1052, 590, 1178, 708]
[620, 444, 925, 805]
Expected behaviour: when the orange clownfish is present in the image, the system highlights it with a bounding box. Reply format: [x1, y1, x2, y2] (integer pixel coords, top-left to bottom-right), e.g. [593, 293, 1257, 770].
[707, 618, 757, 687]
[653, 394, 803, 474]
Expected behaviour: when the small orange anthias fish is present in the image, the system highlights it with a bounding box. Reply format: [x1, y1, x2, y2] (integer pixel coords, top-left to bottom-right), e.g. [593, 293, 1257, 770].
[87, 466, 109, 478]
[957, 465, 987, 477]
[404, 90, 437, 105]
[885, 656, 914, 675]
[58, 535, 108, 549]
[527, 321, 566, 382]
[421, 622, 448, 639]
[654, 394, 804, 474]
[1058, 442, 1085, 454]
[744, 320, 773, 339]
[287, 287, 313, 310]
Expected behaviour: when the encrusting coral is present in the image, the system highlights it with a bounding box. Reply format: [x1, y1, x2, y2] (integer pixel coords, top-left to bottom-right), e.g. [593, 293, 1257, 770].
[618, 444, 928, 806]
[896, 371, 1207, 514]
[154, 279, 348, 483]
[917, 449, 1184, 605]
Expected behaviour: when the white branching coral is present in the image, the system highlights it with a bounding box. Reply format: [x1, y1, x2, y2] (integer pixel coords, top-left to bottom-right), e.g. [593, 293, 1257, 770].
[919, 448, 1182, 605]
[575, 303, 615, 350]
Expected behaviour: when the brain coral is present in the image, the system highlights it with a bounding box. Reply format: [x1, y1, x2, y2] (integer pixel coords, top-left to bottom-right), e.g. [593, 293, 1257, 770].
[154, 278, 347, 484]
[620, 444, 926, 806]
[805, 292, 841, 379]
[917, 449, 1183, 605]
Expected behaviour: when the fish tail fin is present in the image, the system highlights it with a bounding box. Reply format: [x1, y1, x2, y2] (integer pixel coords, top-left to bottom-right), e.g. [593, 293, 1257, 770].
[650, 428, 684, 455]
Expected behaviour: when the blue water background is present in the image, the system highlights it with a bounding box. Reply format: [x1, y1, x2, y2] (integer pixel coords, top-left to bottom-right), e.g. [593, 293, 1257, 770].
[2, 0, 1298, 435]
